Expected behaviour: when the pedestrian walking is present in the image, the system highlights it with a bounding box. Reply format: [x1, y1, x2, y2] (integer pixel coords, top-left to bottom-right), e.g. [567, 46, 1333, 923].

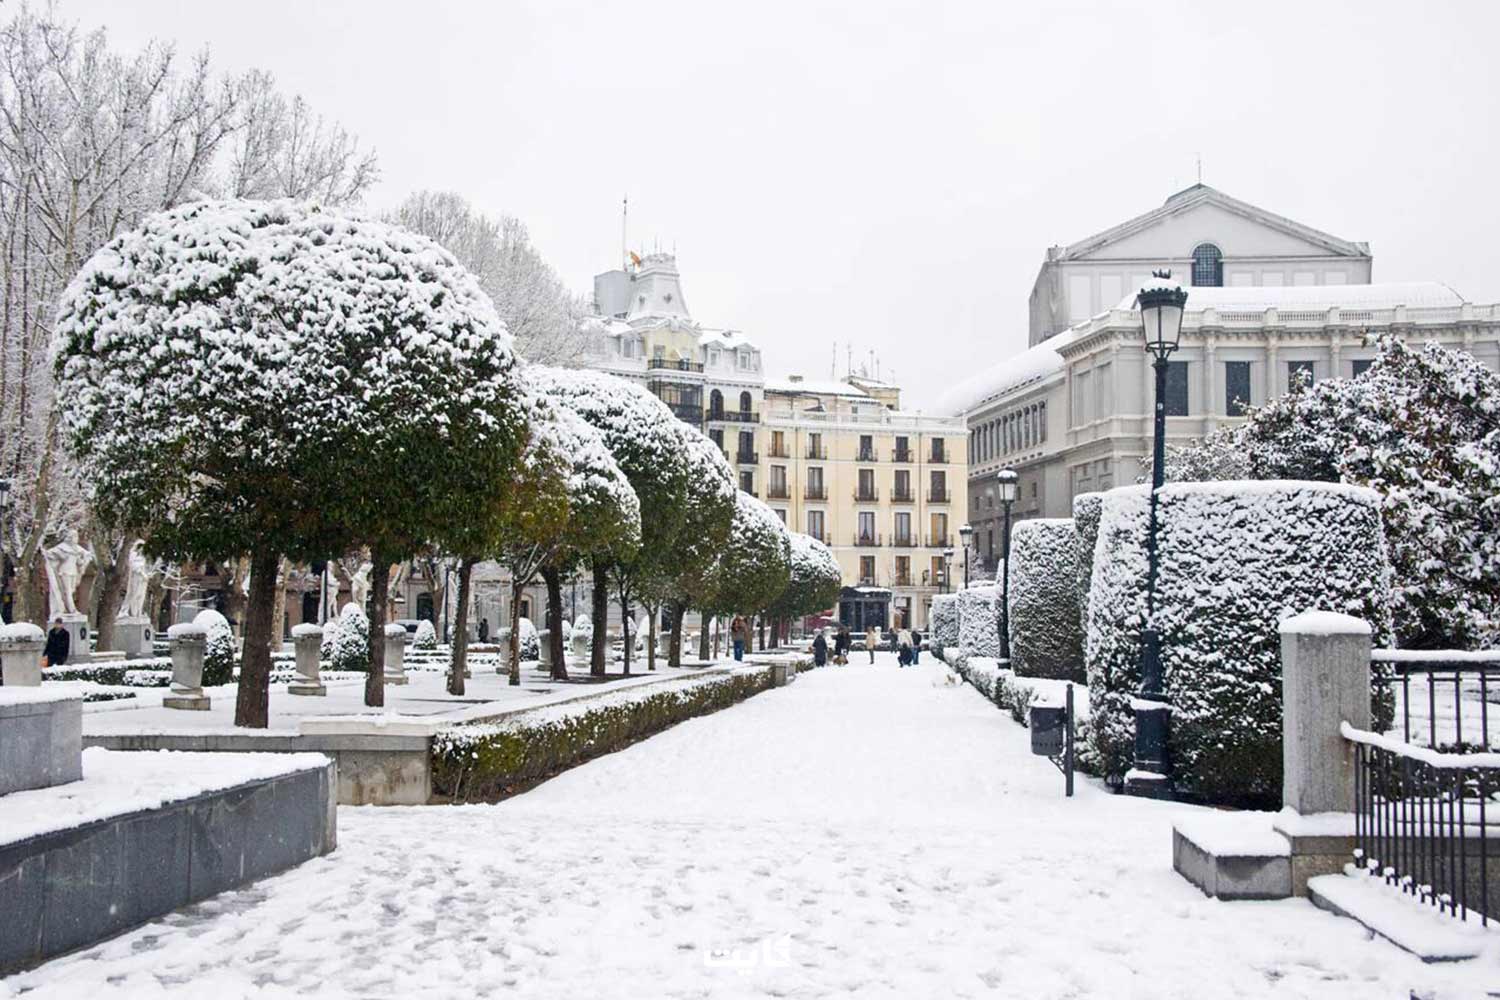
[864, 625, 879, 664]
[731, 616, 748, 661]
[896, 627, 913, 667]
[478, 617, 490, 643]
[834, 625, 851, 665]
[812, 629, 828, 667]
[43, 616, 70, 667]
[911, 627, 922, 665]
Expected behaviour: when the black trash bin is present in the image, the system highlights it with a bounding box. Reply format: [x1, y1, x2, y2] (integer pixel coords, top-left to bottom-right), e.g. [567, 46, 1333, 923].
[1029, 703, 1066, 755]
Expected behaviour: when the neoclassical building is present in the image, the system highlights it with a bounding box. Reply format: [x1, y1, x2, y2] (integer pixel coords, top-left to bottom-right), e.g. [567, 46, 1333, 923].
[949, 185, 1500, 572]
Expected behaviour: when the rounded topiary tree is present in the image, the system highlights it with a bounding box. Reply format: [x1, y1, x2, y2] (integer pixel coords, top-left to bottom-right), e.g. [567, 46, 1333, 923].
[329, 603, 371, 673]
[958, 584, 1000, 659]
[701, 491, 793, 652]
[54, 199, 524, 725]
[1071, 491, 1105, 642]
[928, 593, 959, 659]
[769, 532, 843, 639]
[413, 619, 438, 651]
[1007, 519, 1083, 681]
[1085, 481, 1394, 804]
[194, 609, 237, 687]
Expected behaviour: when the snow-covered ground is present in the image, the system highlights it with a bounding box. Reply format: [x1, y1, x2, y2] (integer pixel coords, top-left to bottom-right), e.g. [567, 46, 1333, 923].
[7, 654, 1492, 998]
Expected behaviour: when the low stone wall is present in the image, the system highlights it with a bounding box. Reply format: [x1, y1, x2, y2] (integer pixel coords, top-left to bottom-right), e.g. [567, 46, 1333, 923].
[0, 759, 336, 975]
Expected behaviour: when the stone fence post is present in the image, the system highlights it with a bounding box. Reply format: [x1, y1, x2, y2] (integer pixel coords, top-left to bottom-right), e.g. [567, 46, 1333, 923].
[538, 629, 552, 669]
[164, 622, 210, 710]
[289, 624, 325, 696]
[382, 625, 408, 686]
[0, 622, 46, 686]
[1278, 610, 1372, 815]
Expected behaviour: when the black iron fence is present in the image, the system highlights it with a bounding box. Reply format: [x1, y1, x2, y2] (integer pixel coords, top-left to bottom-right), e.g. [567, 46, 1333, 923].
[1349, 724, 1499, 925]
[1371, 650, 1500, 751]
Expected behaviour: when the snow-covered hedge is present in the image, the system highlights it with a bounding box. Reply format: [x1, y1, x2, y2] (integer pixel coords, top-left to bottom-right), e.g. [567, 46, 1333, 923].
[194, 609, 236, 687]
[413, 620, 438, 650]
[1086, 481, 1395, 804]
[929, 594, 959, 658]
[431, 666, 776, 801]
[329, 603, 370, 673]
[957, 585, 1000, 659]
[1072, 492, 1104, 641]
[1008, 519, 1084, 681]
[947, 650, 1100, 773]
[518, 617, 539, 661]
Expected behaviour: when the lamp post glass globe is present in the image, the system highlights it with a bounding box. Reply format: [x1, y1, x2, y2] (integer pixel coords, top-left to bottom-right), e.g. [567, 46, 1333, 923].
[1136, 269, 1188, 362]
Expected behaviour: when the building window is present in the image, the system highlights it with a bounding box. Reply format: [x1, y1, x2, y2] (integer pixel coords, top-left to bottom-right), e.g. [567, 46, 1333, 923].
[709, 428, 724, 450]
[860, 556, 876, 585]
[1225, 361, 1252, 416]
[739, 391, 753, 414]
[774, 508, 786, 523]
[1351, 359, 1374, 377]
[858, 511, 876, 544]
[858, 434, 874, 462]
[1191, 243, 1223, 287]
[1288, 361, 1315, 392]
[739, 470, 754, 493]
[895, 512, 911, 544]
[930, 438, 946, 463]
[1164, 361, 1189, 416]
[708, 389, 724, 418]
[807, 510, 825, 541]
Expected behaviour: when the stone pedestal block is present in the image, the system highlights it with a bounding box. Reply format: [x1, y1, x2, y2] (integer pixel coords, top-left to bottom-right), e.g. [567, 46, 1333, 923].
[289, 623, 325, 696]
[495, 627, 513, 674]
[0, 623, 45, 687]
[0, 689, 82, 794]
[116, 615, 152, 659]
[382, 625, 407, 686]
[1279, 611, 1372, 815]
[164, 623, 210, 711]
[537, 629, 552, 668]
[58, 613, 89, 661]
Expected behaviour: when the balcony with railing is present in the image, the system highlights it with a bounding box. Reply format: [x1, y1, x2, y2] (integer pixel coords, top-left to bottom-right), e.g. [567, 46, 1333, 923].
[927, 488, 951, 504]
[808, 532, 831, 545]
[930, 446, 948, 464]
[766, 483, 790, 500]
[853, 487, 879, 503]
[890, 534, 918, 548]
[856, 447, 878, 462]
[892, 572, 913, 587]
[927, 534, 951, 548]
[736, 450, 759, 465]
[708, 409, 759, 424]
[806, 444, 828, 460]
[891, 487, 914, 504]
[663, 401, 704, 424]
[853, 532, 882, 547]
[804, 485, 828, 501]
[768, 443, 790, 459]
[648, 358, 704, 372]
[892, 447, 913, 464]
[857, 575, 879, 587]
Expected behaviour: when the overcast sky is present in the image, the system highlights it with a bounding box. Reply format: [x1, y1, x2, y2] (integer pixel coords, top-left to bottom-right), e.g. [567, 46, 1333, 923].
[68, 0, 1500, 410]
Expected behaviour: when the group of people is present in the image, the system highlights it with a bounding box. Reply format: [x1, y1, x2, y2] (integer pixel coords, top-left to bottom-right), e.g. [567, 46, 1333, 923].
[810, 623, 923, 667]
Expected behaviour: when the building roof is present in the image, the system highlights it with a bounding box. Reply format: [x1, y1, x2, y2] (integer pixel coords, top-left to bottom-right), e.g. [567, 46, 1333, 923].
[1055, 184, 1370, 262]
[935, 327, 1074, 416]
[764, 376, 876, 399]
[699, 328, 758, 351]
[626, 253, 692, 321]
[1108, 280, 1466, 313]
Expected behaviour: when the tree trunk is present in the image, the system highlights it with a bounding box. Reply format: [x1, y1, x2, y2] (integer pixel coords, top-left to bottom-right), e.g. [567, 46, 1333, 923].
[669, 601, 685, 668]
[699, 611, 711, 661]
[591, 559, 608, 677]
[222, 556, 251, 636]
[268, 557, 290, 650]
[449, 558, 473, 696]
[235, 547, 282, 728]
[543, 564, 567, 680]
[508, 580, 524, 686]
[619, 590, 633, 676]
[364, 558, 391, 708]
[145, 571, 165, 631]
[756, 616, 765, 651]
[91, 533, 135, 652]
[646, 606, 657, 672]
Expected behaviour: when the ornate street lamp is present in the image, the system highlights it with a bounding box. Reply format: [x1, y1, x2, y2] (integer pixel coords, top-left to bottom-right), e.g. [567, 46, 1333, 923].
[996, 469, 1018, 660]
[958, 523, 974, 588]
[941, 548, 954, 594]
[1129, 269, 1188, 798]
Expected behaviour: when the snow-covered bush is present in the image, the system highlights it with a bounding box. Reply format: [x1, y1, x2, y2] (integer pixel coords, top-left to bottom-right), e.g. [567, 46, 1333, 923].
[929, 593, 959, 658]
[518, 617, 540, 661]
[1072, 492, 1104, 641]
[194, 609, 236, 687]
[1086, 481, 1394, 804]
[958, 585, 1000, 659]
[330, 602, 371, 673]
[413, 619, 438, 650]
[1007, 519, 1083, 681]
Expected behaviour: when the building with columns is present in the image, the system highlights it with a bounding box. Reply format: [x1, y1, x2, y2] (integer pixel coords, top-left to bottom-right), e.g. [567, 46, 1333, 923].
[949, 185, 1500, 573]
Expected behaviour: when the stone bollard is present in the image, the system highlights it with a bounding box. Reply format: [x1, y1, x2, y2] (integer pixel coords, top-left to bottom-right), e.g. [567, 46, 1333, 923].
[1278, 611, 1372, 814]
[0, 622, 46, 686]
[164, 622, 211, 710]
[289, 623, 326, 696]
[116, 615, 152, 659]
[382, 624, 408, 686]
[538, 628, 552, 669]
[495, 627, 513, 674]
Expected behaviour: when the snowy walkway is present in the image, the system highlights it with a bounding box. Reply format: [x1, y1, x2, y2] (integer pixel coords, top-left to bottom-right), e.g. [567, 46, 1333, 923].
[7, 655, 1491, 999]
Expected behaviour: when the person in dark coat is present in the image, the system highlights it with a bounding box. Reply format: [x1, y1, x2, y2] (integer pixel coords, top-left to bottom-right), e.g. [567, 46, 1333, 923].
[910, 627, 922, 665]
[833, 625, 851, 665]
[43, 617, 70, 667]
[812, 630, 828, 667]
[478, 618, 490, 643]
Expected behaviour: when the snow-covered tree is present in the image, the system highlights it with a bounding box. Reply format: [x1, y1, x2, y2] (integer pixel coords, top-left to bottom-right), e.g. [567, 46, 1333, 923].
[413, 619, 437, 651]
[766, 531, 841, 640]
[697, 491, 792, 656]
[195, 608, 237, 687]
[53, 199, 522, 725]
[0, 6, 375, 627]
[389, 191, 587, 364]
[529, 367, 689, 676]
[329, 602, 370, 674]
[1007, 519, 1083, 681]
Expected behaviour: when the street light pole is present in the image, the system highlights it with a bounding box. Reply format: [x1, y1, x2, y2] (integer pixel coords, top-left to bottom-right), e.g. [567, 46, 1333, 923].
[958, 523, 973, 589]
[942, 548, 954, 595]
[996, 470, 1018, 661]
[1128, 269, 1188, 799]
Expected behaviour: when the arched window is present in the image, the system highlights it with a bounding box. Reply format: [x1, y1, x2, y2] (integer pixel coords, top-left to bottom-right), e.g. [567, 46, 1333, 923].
[738, 391, 752, 415]
[1191, 243, 1223, 287]
[708, 389, 724, 418]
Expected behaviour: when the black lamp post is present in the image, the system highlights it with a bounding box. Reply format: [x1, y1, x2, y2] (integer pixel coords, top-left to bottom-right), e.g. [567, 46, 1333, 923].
[958, 523, 973, 588]
[996, 469, 1018, 661]
[941, 548, 954, 594]
[1128, 269, 1188, 799]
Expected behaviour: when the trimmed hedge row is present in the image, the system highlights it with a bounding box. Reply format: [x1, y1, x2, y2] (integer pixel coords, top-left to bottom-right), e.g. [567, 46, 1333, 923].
[431, 666, 778, 802]
[1007, 518, 1084, 681]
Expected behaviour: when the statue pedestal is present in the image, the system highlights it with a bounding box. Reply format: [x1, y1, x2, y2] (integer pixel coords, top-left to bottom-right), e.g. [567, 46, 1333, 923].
[116, 616, 152, 659]
[58, 613, 88, 663]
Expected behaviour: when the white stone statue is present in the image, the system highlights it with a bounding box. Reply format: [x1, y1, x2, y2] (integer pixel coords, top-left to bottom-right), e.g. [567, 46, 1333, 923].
[43, 529, 92, 617]
[121, 540, 149, 618]
[349, 560, 373, 609]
